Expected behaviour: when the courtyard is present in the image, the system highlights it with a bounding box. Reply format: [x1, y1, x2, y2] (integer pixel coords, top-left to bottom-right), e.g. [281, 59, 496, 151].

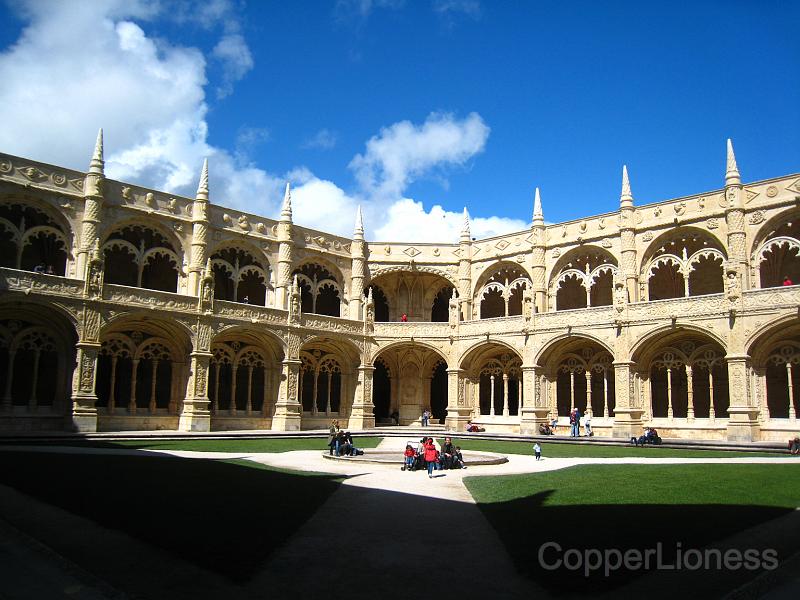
[0, 434, 797, 599]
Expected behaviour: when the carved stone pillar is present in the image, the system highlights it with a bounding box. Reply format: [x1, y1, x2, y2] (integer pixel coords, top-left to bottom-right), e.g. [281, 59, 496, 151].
[611, 361, 643, 438]
[725, 354, 760, 442]
[179, 351, 212, 431]
[349, 365, 375, 430]
[519, 365, 548, 434]
[272, 358, 302, 431]
[69, 342, 101, 432]
[445, 368, 471, 430]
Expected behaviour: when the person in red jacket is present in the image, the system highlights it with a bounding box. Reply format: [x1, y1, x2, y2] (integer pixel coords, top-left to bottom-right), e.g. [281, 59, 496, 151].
[402, 444, 416, 470]
[423, 438, 438, 478]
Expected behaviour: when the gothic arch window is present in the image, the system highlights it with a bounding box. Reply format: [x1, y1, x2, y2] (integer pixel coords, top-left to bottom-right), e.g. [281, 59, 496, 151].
[764, 343, 800, 419]
[95, 331, 181, 414]
[299, 351, 342, 414]
[210, 246, 271, 305]
[752, 217, 800, 288]
[648, 341, 729, 420]
[3, 325, 59, 410]
[293, 263, 341, 317]
[553, 348, 615, 417]
[102, 225, 181, 292]
[476, 265, 531, 319]
[642, 230, 725, 301]
[431, 286, 454, 322]
[207, 341, 273, 416]
[369, 286, 390, 322]
[477, 354, 522, 417]
[0, 201, 69, 275]
[551, 249, 617, 311]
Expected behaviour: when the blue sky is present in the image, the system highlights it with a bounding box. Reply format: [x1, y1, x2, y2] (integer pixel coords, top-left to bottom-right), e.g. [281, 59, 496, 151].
[0, 0, 797, 241]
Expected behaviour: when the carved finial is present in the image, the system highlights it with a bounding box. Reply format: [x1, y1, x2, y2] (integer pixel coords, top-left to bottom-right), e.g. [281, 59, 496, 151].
[726, 138, 741, 186]
[532, 187, 544, 226]
[196, 158, 209, 200]
[292, 273, 298, 290]
[354, 205, 364, 239]
[367, 286, 373, 302]
[89, 128, 104, 175]
[280, 182, 292, 221]
[620, 165, 634, 208]
[92, 237, 101, 259]
[460, 207, 471, 241]
[204, 257, 212, 278]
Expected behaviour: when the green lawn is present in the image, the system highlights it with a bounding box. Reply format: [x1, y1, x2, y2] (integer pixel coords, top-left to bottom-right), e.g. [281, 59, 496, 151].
[465, 464, 800, 596]
[104, 435, 383, 453]
[0, 451, 342, 588]
[448, 437, 786, 458]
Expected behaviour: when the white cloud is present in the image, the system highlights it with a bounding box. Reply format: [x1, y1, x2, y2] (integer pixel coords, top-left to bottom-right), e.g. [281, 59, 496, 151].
[432, 0, 482, 19]
[302, 128, 338, 150]
[374, 198, 526, 242]
[349, 111, 490, 199]
[212, 33, 253, 98]
[0, 1, 522, 243]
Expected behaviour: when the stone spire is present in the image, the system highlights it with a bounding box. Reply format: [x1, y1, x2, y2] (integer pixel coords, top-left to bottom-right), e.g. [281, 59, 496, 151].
[353, 205, 364, 240]
[460, 207, 471, 242]
[532, 187, 544, 226]
[620, 165, 634, 208]
[725, 138, 741, 186]
[280, 182, 292, 221]
[89, 128, 104, 175]
[196, 158, 209, 201]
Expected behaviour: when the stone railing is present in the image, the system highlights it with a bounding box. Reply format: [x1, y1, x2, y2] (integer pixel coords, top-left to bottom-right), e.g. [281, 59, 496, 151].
[626, 293, 726, 321]
[0, 268, 84, 296]
[742, 285, 800, 310]
[104, 284, 197, 312]
[373, 321, 451, 338]
[300, 313, 365, 335]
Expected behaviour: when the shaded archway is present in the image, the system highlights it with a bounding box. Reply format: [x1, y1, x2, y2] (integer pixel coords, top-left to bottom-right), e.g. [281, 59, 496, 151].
[549, 247, 617, 311]
[370, 269, 456, 322]
[460, 342, 523, 419]
[372, 358, 391, 422]
[298, 336, 361, 428]
[293, 263, 342, 317]
[474, 262, 531, 319]
[0, 199, 70, 275]
[430, 360, 448, 422]
[747, 317, 800, 420]
[751, 212, 800, 288]
[210, 244, 271, 305]
[102, 224, 181, 292]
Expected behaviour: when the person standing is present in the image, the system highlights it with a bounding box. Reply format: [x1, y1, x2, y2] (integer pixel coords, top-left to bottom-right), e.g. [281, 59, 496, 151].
[533, 442, 542, 461]
[583, 412, 592, 437]
[422, 408, 430, 427]
[328, 419, 339, 455]
[423, 437, 438, 478]
[783, 275, 793, 286]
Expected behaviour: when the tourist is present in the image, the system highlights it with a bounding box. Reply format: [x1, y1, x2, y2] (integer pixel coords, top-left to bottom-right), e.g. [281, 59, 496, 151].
[33, 262, 45, 273]
[423, 437, 438, 478]
[788, 436, 800, 455]
[390, 410, 400, 425]
[533, 442, 542, 460]
[328, 419, 339, 455]
[539, 422, 552, 435]
[422, 408, 430, 427]
[583, 412, 593, 437]
[632, 427, 649, 446]
[45, 265, 54, 275]
[441, 436, 456, 469]
[550, 417, 559, 433]
[453, 446, 466, 469]
[570, 408, 581, 437]
[403, 444, 415, 470]
[465, 420, 485, 433]
[783, 275, 793, 286]
[400, 313, 408, 322]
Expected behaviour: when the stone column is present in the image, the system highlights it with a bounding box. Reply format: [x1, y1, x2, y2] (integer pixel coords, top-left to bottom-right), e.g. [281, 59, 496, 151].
[502, 373, 510, 416]
[272, 358, 302, 431]
[787, 363, 796, 421]
[725, 354, 760, 442]
[348, 365, 375, 430]
[179, 351, 212, 431]
[519, 365, 548, 434]
[611, 361, 643, 438]
[77, 130, 105, 279]
[69, 342, 101, 432]
[603, 368, 610, 418]
[686, 365, 694, 421]
[275, 183, 294, 310]
[666, 367, 674, 419]
[445, 368, 471, 430]
[489, 374, 496, 416]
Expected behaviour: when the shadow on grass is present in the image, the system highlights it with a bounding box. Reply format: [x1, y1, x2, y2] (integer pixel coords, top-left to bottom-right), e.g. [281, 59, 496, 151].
[0, 450, 342, 583]
[477, 492, 793, 597]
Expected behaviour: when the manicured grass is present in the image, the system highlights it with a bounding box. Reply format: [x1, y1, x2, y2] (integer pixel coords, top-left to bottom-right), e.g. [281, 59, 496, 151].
[465, 464, 800, 596]
[0, 451, 342, 585]
[105, 435, 384, 453]
[449, 437, 786, 458]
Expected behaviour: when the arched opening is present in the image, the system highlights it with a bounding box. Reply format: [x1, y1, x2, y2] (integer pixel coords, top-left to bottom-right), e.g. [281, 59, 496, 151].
[0, 201, 69, 275]
[642, 229, 725, 301]
[431, 286, 453, 322]
[754, 217, 800, 288]
[462, 343, 523, 418]
[372, 359, 391, 421]
[210, 247, 270, 305]
[297, 337, 359, 424]
[430, 361, 448, 422]
[765, 344, 800, 419]
[476, 264, 531, 319]
[103, 225, 180, 292]
[371, 286, 390, 322]
[294, 263, 341, 317]
[556, 274, 587, 310]
[551, 249, 617, 311]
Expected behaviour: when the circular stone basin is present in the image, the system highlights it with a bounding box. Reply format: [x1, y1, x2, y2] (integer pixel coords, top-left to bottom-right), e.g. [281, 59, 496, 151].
[322, 449, 508, 466]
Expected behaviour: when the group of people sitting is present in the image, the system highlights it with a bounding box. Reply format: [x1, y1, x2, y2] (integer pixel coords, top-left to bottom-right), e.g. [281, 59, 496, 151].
[631, 427, 662, 446]
[327, 422, 364, 456]
[465, 420, 485, 432]
[788, 436, 800, 455]
[403, 436, 466, 476]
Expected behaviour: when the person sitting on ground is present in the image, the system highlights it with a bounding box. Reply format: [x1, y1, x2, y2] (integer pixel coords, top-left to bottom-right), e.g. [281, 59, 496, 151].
[539, 422, 552, 435]
[632, 427, 650, 446]
[789, 436, 800, 455]
[390, 410, 400, 425]
[783, 275, 793, 286]
[336, 430, 349, 456]
[403, 444, 416, 470]
[441, 436, 456, 469]
[465, 420, 485, 433]
[344, 431, 358, 456]
[583, 412, 593, 437]
[452, 446, 466, 469]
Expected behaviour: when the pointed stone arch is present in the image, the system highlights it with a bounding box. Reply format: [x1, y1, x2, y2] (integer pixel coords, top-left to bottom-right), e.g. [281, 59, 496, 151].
[473, 261, 533, 319]
[748, 208, 800, 288]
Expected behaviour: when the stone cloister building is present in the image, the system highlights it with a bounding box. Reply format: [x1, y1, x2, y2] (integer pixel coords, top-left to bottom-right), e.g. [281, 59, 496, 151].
[0, 132, 798, 441]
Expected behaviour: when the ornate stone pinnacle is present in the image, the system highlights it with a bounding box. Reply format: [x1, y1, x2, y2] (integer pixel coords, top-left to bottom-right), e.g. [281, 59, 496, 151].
[196, 158, 209, 200]
[532, 187, 544, 225]
[281, 182, 292, 221]
[620, 165, 634, 208]
[726, 138, 741, 186]
[461, 207, 471, 240]
[354, 205, 364, 239]
[89, 128, 104, 175]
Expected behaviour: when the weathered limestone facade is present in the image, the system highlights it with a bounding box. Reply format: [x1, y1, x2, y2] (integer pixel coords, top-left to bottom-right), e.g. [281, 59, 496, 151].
[0, 133, 798, 442]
